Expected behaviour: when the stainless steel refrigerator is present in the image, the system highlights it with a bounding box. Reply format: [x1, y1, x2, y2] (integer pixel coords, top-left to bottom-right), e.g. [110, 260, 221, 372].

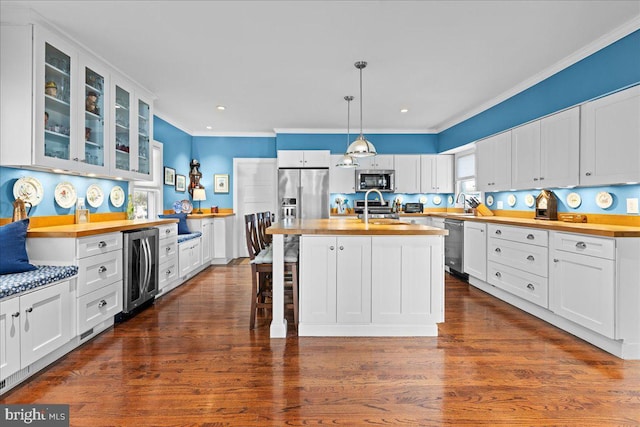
[278, 168, 330, 220]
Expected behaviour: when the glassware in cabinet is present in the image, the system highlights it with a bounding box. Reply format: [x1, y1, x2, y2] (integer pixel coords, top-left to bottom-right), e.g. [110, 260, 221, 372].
[43, 42, 72, 161]
[137, 99, 150, 175]
[114, 85, 131, 172]
[84, 66, 105, 167]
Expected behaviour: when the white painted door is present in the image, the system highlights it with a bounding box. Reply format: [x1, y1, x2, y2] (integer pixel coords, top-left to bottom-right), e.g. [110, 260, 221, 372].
[277, 150, 304, 168]
[302, 150, 330, 167]
[336, 236, 372, 324]
[234, 158, 277, 258]
[394, 155, 421, 193]
[300, 236, 337, 324]
[420, 155, 436, 192]
[435, 155, 454, 193]
[0, 297, 21, 381]
[511, 120, 541, 189]
[540, 107, 579, 188]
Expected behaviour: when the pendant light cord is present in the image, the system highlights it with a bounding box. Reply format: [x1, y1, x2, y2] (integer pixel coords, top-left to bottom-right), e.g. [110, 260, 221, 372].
[359, 65, 363, 136]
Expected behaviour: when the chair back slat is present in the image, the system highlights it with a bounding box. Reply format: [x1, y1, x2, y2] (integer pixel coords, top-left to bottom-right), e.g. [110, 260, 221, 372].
[244, 214, 261, 260]
[262, 211, 272, 245]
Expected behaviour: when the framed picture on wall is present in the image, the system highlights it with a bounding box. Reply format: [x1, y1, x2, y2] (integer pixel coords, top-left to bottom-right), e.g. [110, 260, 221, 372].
[175, 174, 187, 192]
[214, 174, 229, 193]
[164, 167, 176, 185]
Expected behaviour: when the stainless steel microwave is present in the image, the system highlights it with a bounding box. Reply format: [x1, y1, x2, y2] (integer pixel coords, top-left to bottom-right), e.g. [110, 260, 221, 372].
[356, 169, 395, 192]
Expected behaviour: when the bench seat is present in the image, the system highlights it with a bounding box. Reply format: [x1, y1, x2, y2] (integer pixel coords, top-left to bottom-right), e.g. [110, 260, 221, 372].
[177, 232, 202, 244]
[0, 265, 79, 300]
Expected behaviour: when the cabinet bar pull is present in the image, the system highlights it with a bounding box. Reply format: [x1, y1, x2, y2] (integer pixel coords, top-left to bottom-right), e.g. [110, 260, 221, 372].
[526, 255, 535, 261]
[576, 242, 587, 249]
[527, 283, 535, 291]
[495, 272, 502, 278]
[495, 247, 501, 253]
[98, 266, 107, 273]
[98, 300, 107, 308]
[98, 241, 107, 248]
[526, 234, 535, 240]
[11, 312, 19, 318]
[533, 178, 538, 181]
[25, 307, 33, 313]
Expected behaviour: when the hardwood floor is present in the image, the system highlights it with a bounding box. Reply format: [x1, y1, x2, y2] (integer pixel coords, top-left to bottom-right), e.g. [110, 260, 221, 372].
[2, 260, 639, 426]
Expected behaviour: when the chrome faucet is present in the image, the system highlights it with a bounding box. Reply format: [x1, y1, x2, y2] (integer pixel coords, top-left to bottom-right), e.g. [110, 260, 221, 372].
[456, 192, 469, 213]
[364, 189, 384, 225]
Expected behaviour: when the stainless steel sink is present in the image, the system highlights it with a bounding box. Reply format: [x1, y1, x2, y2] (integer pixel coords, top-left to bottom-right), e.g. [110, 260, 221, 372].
[364, 219, 411, 225]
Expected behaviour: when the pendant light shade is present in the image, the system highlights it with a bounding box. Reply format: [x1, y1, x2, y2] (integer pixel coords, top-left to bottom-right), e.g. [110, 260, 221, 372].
[346, 61, 376, 158]
[336, 95, 359, 168]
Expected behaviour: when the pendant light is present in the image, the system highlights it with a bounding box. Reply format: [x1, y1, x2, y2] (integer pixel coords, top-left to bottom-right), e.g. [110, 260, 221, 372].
[335, 95, 359, 168]
[346, 61, 377, 157]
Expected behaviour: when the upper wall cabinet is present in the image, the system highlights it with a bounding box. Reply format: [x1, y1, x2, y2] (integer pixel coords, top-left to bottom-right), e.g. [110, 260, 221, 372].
[0, 23, 154, 180]
[394, 155, 421, 193]
[476, 131, 512, 192]
[511, 107, 579, 190]
[580, 86, 640, 186]
[420, 155, 453, 194]
[329, 154, 356, 194]
[277, 150, 330, 168]
[356, 155, 394, 170]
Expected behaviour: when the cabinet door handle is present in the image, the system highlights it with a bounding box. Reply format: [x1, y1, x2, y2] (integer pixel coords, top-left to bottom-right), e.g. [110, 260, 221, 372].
[98, 241, 107, 248]
[526, 234, 535, 240]
[526, 283, 535, 291]
[166, 269, 172, 276]
[533, 177, 538, 181]
[480, 229, 484, 233]
[329, 246, 335, 251]
[98, 300, 107, 308]
[585, 172, 592, 176]
[25, 307, 33, 313]
[339, 246, 344, 251]
[494, 247, 501, 253]
[553, 258, 559, 263]
[166, 247, 171, 253]
[11, 312, 20, 318]
[495, 272, 502, 278]
[539, 177, 544, 181]
[166, 229, 171, 234]
[576, 242, 587, 250]
[495, 230, 502, 235]
[98, 266, 107, 273]
[526, 255, 535, 261]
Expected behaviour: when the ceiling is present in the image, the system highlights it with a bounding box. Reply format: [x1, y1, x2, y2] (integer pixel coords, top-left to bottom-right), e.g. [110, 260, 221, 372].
[3, 1, 639, 136]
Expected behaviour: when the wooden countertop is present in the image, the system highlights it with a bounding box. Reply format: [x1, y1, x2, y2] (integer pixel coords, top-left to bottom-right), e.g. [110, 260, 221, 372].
[267, 218, 448, 236]
[399, 212, 640, 238]
[186, 213, 235, 219]
[27, 219, 179, 238]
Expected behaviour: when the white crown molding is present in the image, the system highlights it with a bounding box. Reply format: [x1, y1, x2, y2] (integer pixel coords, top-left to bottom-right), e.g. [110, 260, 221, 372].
[273, 128, 436, 134]
[191, 131, 276, 138]
[435, 14, 640, 133]
[153, 109, 195, 136]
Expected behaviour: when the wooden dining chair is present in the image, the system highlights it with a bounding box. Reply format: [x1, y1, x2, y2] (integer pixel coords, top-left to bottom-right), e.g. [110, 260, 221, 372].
[244, 213, 298, 330]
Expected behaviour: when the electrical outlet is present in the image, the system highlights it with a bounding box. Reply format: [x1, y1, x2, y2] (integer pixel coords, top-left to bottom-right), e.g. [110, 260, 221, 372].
[627, 198, 639, 214]
[497, 201, 504, 209]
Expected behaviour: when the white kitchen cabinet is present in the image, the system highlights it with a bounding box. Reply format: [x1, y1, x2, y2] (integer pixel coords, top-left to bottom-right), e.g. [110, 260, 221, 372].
[511, 107, 579, 189]
[431, 217, 445, 230]
[394, 155, 421, 193]
[156, 223, 179, 296]
[212, 216, 234, 265]
[420, 155, 453, 193]
[406, 217, 431, 226]
[187, 217, 213, 265]
[179, 238, 202, 279]
[329, 154, 356, 193]
[371, 236, 444, 325]
[463, 221, 486, 281]
[277, 150, 330, 168]
[356, 154, 394, 170]
[0, 280, 75, 383]
[300, 236, 371, 324]
[549, 232, 615, 338]
[580, 86, 640, 186]
[476, 131, 512, 192]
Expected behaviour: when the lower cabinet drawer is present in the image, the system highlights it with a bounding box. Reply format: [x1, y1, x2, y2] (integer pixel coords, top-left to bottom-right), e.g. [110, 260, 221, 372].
[158, 258, 178, 290]
[77, 281, 122, 335]
[488, 261, 549, 308]
[159, 238, 177, 264]
[488, 238, 548, 277]
[78, 250, 123, 297]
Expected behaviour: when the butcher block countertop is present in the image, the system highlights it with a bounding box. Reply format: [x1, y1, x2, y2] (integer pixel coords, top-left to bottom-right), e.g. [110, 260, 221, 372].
[26, 218, 179, 238]
[267, 218, 448, 236]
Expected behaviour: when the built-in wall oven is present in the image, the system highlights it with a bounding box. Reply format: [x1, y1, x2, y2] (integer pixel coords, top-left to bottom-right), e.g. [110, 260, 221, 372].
[444, 219, 466, 278]
[122, 228, 159, 314]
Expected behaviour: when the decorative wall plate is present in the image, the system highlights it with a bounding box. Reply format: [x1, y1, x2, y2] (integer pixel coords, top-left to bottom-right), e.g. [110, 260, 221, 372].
[447, 195, 454, 205]
[507, 194, 517, 207]
[13, 176, 44, 206]
[419, 196, 427, 204]
[54, 182, 77, 208]
[181, 199, 193, 214]
[595, 191, 613, 209]
[432, 195, 442, 206]
[524, 194, 535, 208]
[86, 184, 104, 208]
[110, 186, 125, 208]
[566, 192, 582, 209]
[486, 195, 494, 206]
[172, 200, 182, 213]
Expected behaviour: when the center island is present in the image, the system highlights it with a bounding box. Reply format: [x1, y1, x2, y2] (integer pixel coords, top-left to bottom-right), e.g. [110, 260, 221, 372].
[266, 218, 448, 338]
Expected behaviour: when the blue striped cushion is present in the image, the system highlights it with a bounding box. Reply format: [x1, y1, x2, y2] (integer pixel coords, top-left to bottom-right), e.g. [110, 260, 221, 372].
[177, 232, 202, 243]
[0, 265, 79, 300]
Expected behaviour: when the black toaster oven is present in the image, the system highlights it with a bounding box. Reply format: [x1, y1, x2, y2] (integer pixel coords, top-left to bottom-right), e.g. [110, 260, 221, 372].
[404, 203, 424, 213]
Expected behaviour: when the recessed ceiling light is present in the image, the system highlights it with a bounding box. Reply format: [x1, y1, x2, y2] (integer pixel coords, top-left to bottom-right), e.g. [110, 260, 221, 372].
[216, 105, 226, 111]
[206, 126, 212, 130]
[400, 108, 409, 113]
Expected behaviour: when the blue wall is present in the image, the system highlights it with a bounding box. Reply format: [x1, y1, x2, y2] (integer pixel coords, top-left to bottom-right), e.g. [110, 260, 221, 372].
[276, 133, 438, 154]
[153, 117, 193, 211]
[439, 29, 640, 152]
[0, 166, 127, 217]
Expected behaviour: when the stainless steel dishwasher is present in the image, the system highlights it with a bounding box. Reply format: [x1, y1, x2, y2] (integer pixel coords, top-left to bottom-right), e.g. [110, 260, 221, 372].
[444, 219, 466, 277]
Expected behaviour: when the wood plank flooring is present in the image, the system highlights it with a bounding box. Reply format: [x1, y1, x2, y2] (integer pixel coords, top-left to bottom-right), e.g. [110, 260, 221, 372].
[2, 260, 639, 426]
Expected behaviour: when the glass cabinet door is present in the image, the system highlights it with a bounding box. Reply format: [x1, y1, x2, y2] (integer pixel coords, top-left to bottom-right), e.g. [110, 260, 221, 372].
[137, 99, 150, 175]
[84, 67, 105, 167]
[44, 42, 72, 161]
[114, 85, 131, 172]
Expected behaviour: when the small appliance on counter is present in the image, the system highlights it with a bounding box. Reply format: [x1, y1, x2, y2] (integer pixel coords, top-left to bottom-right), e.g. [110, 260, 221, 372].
[535, 189, 558, 220]
[354, 200, 398, 219]
[404, 202, 424, 213]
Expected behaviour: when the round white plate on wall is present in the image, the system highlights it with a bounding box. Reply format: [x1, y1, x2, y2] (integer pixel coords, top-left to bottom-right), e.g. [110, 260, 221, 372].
[110, 186, 125, 208]
[13, 176, 44, 206]
[486, 195, 494, 206]
[432, 196, 442, 206]
[595, 191, 613, 209]
[447, 195, 454, 205]
[419, 196, 427, 204]
[86, 184, 104, 208]
[524, 194, 535, 208]
[507, 194, 517, 207]
[55, 182, 77, 209]
[566, 192, 582, 209]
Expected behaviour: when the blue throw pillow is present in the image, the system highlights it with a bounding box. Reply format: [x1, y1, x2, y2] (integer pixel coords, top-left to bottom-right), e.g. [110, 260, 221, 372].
[0, 219, 37, 275]
[159, 213, 190, 235]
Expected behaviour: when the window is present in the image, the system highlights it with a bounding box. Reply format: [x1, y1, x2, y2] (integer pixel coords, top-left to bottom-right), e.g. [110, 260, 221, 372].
[131, 141, 163, 218]
[454, 150, 480, 208]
